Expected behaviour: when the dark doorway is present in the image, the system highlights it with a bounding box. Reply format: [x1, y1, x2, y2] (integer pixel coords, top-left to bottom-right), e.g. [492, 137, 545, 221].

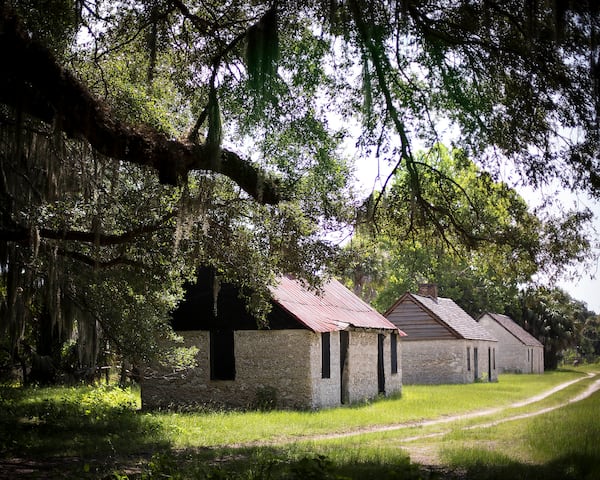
[531, 348, 534, 373]
[210, 330, 235, 380]
[488, 348, 492, 381]
[390, 333, 398, 375]
[340, 330, 349, 404]
[377, 334, 385, 394]
[474, 347, 479, 380]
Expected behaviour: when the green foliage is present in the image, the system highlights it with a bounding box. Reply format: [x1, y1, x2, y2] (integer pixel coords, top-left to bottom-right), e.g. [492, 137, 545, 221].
[339, 145, 590, 316]
[10, 0, 79, 55]
[253, 386, 278, 411]
[205, 86, 223, 166]
[0, 383, 167, 458]
[245, 6, 280, 107]
[579, 315, 600, 360]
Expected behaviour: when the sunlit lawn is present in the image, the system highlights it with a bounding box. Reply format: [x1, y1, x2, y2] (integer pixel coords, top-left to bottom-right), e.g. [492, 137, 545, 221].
[0, 367, 597, 479]
[435, 389, 600, 479]
[153, 369, 584, 448]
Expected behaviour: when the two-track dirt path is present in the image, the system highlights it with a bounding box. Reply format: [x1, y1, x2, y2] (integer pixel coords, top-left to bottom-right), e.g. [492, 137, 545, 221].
[287, 372, 599, 445]
[297, 371, 600, 468]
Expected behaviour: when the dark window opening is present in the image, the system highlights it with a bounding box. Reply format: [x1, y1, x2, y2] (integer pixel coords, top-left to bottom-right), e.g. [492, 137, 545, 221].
[390, 333, 398, 374]
[467, 347, 471, 371]
[321, 332, 331, 379]
[210, 330, 235, 380]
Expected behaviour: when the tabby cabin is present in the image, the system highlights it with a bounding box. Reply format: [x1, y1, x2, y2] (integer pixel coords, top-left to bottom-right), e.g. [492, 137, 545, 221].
[141, 273, 405, 410]
[383, 284, 498, 384]
[477, 313, 544, 374]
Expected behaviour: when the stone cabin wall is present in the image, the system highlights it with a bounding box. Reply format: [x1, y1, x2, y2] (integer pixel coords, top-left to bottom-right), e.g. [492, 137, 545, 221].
[345, 330, 403, 402]
[401, 338, 497, 384]
[479, 316, 528, 373]
[142, 330, 318, 410]
[142, 329, 403, 410]
[478, 315, 544, 374]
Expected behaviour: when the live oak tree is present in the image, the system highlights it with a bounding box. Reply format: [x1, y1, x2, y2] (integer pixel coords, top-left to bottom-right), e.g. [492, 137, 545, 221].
[1, 0, 599, 379]
[0, 0, 350, 379]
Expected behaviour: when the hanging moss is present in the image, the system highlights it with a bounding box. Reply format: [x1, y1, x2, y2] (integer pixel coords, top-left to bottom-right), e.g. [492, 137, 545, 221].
[245, 7, 279, 106]
[205, 86, 222, 169]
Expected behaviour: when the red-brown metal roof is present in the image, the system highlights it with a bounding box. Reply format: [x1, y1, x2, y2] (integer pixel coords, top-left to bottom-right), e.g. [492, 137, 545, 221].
[269, 275, 406, 334]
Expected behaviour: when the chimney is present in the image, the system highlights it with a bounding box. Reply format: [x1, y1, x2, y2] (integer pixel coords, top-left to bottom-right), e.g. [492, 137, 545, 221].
[417, 283, 438, 300]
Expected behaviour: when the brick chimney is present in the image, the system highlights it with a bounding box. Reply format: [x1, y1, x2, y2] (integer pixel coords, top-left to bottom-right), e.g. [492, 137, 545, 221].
[417, 283, 438, 300]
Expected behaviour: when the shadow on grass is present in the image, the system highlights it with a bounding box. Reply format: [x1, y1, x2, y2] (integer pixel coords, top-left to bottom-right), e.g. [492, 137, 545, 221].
[3, 382, 599, 479]
[112, 444, 433, 480]
[110, 446, 600, 480]
[0, 384, 169, 460]
[443, 448, 600, 480]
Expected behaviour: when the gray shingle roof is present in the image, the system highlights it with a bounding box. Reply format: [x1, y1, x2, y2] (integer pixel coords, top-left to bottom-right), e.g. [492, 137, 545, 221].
[410, 293, 497, 341]
[480, 313, 542, 347]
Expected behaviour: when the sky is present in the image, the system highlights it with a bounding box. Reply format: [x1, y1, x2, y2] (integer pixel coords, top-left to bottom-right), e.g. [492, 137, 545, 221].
[350, 154, 600, 314]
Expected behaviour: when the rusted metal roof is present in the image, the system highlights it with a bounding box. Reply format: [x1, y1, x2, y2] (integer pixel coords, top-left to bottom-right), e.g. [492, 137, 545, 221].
[269, 275, 405, 334]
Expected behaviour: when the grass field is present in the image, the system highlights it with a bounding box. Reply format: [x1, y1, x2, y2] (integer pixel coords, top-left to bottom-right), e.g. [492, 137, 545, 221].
[0, 367, 599, 479]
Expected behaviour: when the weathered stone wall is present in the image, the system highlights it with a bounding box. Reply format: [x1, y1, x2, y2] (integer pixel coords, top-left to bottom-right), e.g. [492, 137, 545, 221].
[472, 340, 499, 382]
[308, 331, 341, 409]
[141, 330, 316, 410]
[401, 339, 497, 384]
[481, 317, 528, 373]
[401, 339, 467, 384]
[478, 316, 544, 374]
[344, 331, 402, 402]
[534, 346, 544, 374]
[385, 333, 403, 397]
[346, 330, 379, 403]
[142, 329, 404, 410]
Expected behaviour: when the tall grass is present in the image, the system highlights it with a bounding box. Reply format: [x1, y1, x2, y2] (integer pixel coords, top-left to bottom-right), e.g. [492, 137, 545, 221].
[0, 384, 166, 458]
[0, 368, 595, 479]
[527, 394, 600, 464]
[154, 370, 584, 448]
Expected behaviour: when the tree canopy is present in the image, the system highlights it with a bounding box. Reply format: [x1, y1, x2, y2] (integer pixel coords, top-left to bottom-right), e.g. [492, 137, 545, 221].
[1, 0, 599, 378]
[339, 144, 593, 315]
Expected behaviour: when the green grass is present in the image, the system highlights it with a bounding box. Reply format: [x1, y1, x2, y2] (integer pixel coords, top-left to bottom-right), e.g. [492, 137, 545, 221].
[434, 379, 600, 479]
[0, 384, 166, 458]
[153, 370, 584, 448]
[0, 368, 597, 479]
[434, 394, 600, 479]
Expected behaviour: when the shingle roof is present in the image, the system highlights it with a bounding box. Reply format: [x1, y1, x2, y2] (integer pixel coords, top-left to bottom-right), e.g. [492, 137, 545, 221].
[270, 276, 405, 334]
[480, 313, 542, 347]
[409, 293, 497, 341]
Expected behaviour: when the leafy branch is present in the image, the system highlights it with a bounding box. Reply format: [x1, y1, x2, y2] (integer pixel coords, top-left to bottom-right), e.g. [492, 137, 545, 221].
[0, 5, 282, 204]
